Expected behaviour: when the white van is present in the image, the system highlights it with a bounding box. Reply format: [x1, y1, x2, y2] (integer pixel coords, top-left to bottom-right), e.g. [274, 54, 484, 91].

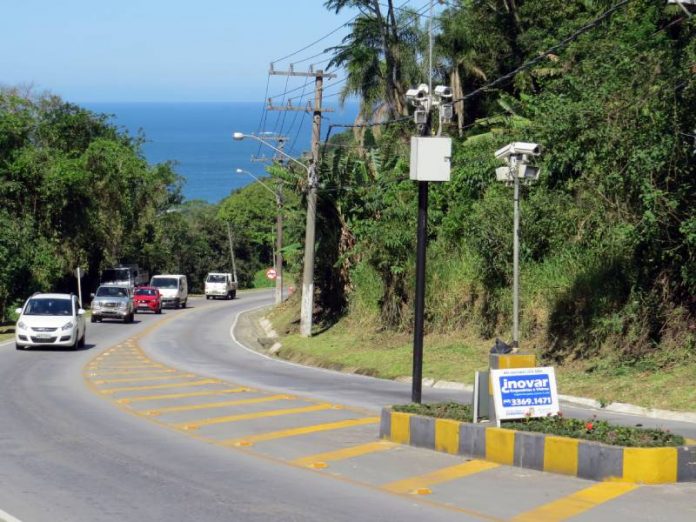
[150, 274, 188, 309]
[205, 273, 237, 300]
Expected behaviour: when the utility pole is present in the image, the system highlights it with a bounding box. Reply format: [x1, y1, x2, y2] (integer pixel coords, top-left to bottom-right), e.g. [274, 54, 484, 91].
[268, 65, 335, 337]
[275, 186, 284, 306]
[226, 222, 238, 284]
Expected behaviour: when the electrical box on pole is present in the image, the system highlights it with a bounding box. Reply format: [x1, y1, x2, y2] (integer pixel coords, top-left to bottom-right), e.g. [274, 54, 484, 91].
[409, 137, 452, 182]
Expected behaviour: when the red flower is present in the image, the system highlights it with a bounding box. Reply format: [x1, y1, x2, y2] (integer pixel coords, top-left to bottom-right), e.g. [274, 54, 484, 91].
[585, 422, 594, 431]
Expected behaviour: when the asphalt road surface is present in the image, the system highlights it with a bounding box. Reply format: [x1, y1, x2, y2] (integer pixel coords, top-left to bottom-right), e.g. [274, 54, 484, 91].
[0, 292, 694, 522]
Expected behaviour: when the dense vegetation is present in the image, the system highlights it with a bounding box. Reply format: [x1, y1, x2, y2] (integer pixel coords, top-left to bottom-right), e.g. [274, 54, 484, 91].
[280, 0, 696, 370]
[0, 88, 280, 320]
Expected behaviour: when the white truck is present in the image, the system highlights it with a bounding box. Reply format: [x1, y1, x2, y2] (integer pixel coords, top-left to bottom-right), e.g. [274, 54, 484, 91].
[205, 273, 237, 300]
[100, 265, 149, 288]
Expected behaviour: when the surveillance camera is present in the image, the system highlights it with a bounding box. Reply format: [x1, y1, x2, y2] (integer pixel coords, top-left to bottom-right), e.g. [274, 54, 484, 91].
[494, 141, 541, 160]
[405, 83, 429, 104]
[434, 85, 452, 99]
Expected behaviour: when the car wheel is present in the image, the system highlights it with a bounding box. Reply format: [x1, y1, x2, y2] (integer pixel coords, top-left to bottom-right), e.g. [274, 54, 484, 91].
[156, 307, 162, 314]
[71, 337, 79, 350]
[182, 300, 187, 308]
[134, 309, 138, 314]
[78, 332, 86, 348]
[15, 343, 25, 351]
[231, 290, 236, 299]
[91, 315, 97, 323]
[206, 296, 210, 300]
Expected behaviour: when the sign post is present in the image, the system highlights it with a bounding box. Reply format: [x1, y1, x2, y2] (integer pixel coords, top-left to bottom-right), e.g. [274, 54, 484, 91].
[490, 367, 560, 425]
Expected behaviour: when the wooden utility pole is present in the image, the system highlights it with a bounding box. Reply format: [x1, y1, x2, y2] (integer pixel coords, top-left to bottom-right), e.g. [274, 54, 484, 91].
[268, 66, 335, 337]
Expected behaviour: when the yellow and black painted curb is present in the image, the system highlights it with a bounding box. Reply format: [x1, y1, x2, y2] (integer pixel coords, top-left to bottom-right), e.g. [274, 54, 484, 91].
[379, 408, 696, 484]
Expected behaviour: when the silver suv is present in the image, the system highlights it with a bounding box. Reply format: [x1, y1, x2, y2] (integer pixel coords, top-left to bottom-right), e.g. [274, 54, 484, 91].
[91, 285, 134, 323]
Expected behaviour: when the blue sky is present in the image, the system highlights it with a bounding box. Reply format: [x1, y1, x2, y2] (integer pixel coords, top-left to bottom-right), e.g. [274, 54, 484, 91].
[1, 0, 359, 103]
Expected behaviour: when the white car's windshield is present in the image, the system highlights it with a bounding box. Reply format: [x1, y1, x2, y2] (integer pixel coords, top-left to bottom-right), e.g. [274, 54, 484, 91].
[207, 275, 226, 283]
[24, 298, 73, 316]
[151, 278, 178, 289]
[96, 287, 129, 298]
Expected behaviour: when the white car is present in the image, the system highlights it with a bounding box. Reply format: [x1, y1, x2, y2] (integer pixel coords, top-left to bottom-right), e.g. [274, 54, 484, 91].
[15, 293, 87, 350]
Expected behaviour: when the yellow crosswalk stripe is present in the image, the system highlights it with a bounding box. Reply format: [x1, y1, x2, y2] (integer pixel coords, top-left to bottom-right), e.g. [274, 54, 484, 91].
[89, 369, 177, 376]
[116, 388, 250, 404]
[94, 374, 191, 384]
[293, 440, 396, 467]
[174, 403, 334, 429]
[222, 417, 380, 446]
[382, 460, 499, 494]
[510, 482, 639, 521]
[137, 394, 291, 414]
[100, 379, 219, 394]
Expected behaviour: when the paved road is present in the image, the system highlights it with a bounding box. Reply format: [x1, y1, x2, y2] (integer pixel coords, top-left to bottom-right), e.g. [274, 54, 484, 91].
[0, 292, 694, 521]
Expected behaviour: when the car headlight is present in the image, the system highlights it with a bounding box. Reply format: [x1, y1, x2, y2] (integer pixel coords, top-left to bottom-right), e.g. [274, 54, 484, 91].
[61, 321, 74, 331]
[17, 320, 26, 330]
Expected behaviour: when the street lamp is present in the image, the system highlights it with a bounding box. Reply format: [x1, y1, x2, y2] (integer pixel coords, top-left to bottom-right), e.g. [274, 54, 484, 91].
[235, 168, 284, 306]
[494, 142, 541, 350]
[233, 132, 316, 337]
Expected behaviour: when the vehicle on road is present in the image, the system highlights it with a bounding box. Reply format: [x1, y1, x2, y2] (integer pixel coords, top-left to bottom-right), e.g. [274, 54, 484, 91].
[100, 264, 149, 288]
[205, 272, 237, 300]
[15, 293, 86, 350]
[150, 274, 188, 309]
[91, 285, 134, 323]
[133, 287, 162, 314]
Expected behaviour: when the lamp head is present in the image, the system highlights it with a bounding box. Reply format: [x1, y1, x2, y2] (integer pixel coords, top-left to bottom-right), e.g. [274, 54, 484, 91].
[235, 168, 244, 174]
[232, 132, 245, 141]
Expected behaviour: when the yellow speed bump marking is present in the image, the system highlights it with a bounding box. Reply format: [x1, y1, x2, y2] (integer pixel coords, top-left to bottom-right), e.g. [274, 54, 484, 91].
[135, 394, 291, 415]
[173, 403, 334, 429]
[89, 369, 177, 377]
[115, 387, 251, 403]
[293, 440, 397, 468]
[222, 417, 380, 446]
[510, 481, 639, 522]
[99, 379, 219, 394]
[93, 374, 193, 385]
[381, 460, 499, 494]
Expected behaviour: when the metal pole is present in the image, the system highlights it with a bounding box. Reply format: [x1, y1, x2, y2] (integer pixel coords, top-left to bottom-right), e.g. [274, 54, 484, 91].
[512, 159, 520, 349]
[275, 192, 283, 305]
[226, 222, 238, 284]
[76, 266, 83, 308]
[412, 180, 429, 404]
[299, 70, 324, 337]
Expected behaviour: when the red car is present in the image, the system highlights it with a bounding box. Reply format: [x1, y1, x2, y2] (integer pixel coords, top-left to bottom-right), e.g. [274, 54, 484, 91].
[133, 287, 162, 314]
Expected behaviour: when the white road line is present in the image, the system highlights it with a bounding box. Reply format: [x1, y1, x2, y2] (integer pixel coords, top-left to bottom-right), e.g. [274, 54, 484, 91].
[228, 303, 394, 384]
[0, 507, 24, 522]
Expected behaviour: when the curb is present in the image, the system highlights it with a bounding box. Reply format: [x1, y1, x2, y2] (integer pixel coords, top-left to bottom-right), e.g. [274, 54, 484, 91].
[379, 408, 696, 484]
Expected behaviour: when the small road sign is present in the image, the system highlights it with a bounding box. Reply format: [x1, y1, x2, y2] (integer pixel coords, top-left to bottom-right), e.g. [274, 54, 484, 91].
[266, 268, 277, 280]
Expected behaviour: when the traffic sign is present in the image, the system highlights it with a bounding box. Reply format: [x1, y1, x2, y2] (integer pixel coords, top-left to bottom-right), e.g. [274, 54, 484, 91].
[266, 268, 277, 280]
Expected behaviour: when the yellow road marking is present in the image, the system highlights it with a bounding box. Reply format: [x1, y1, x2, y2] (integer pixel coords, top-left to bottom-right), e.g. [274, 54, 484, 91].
[91, 365, 163, 370]
[222, 417, 380, 446]
[293, 440, 396, 467]
[89, 369, 177, 376]
[100, 379, 219, 394]
[382, 460, 499, 494]
[94, 374, 192, 384]
[116, 387, 251, 403]
[510, 482, 639, 522]
[174, 403, 334, 429]
[137, 394, 291, 414]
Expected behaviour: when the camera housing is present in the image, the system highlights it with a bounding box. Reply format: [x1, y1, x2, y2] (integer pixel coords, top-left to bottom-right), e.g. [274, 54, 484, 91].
[433, 85, 452, 99]
[406, 83, 430, 106]
[494, 142, 541, 160]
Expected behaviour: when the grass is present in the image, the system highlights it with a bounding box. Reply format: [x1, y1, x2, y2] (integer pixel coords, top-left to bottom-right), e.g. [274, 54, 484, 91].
[268, 308, 696, 413]
[0, 325, 14, 343]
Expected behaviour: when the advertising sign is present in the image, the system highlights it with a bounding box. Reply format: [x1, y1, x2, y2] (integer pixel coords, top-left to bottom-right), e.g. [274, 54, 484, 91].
[490, 366, 560, 420]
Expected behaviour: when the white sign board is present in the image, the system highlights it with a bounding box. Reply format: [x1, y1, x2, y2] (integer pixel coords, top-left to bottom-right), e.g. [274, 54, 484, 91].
[491, 366, 560, 420]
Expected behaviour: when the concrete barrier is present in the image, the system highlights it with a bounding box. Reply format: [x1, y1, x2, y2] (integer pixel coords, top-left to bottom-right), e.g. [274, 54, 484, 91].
[379, 408, 696, 484]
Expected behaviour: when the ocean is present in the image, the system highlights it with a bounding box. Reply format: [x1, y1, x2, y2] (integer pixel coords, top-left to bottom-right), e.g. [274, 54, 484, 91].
[84, 102, 358, 203]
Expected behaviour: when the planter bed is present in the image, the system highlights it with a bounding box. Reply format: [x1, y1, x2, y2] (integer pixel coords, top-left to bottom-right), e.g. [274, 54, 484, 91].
[380, 406, 696, 484]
